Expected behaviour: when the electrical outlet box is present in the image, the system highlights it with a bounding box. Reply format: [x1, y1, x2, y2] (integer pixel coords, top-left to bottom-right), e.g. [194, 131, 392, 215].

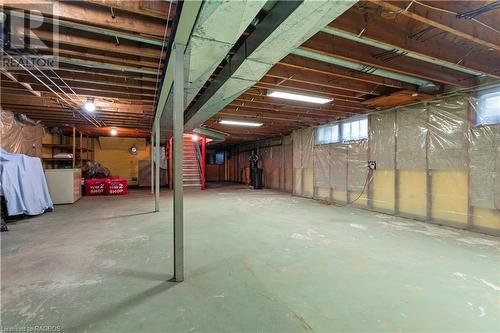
[368, 160, 377, 170]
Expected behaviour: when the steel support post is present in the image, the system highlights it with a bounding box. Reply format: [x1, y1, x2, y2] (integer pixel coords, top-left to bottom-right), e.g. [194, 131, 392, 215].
[155, 121, 160, 212]
[151, 133, 154, 194]
[173, 43, 185, 282]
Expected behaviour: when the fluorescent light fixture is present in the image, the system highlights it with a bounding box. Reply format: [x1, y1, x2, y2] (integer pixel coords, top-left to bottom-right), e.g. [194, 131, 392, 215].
[110, 129, 118, 136]
[84, 97, 96, 112]
[267, 90, 333, 104]
[219, 119, 263, 127]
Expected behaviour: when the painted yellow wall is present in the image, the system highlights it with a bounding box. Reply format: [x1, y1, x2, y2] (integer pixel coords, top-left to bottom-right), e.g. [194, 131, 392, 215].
[431, 170, 468, 224]
[94, 137, 151, 185]
[399, 170, 427, 218]
[372, 170, 395, 211]
[472, 207, 500, 230]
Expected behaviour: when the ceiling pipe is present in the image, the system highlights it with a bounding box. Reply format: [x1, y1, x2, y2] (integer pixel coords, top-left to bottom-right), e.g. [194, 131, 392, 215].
[321, 26, 483, 77]
[193, 127, 228, 141]
[291, 48, 439, 92]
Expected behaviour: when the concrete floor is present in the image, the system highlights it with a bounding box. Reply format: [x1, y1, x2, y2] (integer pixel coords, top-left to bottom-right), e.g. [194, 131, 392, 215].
[1, 184, 499, 333]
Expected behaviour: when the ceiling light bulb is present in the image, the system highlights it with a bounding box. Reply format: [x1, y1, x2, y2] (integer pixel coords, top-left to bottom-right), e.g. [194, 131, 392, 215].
[219, 119, 263, 127]
[267, 90, 333, 104]
[84, 101, 96, 112]
[110, 129, 117, 136]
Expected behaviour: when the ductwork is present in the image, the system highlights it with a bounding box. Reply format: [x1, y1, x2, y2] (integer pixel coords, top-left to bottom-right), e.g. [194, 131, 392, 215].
[158, 0, 267, 143]
[184, 0, 268, 106]
[154, 0, 202, 142]
[184, 0, 357, 132]
[193, 127, 228, 143]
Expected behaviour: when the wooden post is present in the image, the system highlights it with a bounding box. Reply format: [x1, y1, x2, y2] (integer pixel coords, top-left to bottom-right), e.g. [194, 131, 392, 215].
[72, 127, 76, 168]
[86, 135, 90, 161]
[79, 131, 83, 167]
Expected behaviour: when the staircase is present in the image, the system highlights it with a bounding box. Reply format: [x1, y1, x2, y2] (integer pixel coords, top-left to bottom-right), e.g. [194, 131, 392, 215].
[183, 136, 202, 189]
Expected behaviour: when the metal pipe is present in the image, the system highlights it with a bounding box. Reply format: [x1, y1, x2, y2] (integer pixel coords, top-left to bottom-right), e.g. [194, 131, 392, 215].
[321, 26, 483, 77]
[291, 48, 438, 91]
[172, 43, 185, 282]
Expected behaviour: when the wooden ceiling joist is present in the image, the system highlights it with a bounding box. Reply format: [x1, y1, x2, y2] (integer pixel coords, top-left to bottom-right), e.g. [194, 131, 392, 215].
[330, 7, 500, 78]
[301, 32, 476, 87]
[241, 92, 369, 111]
[265, 64, 384, 95]
[228, 101, 362, 118]
[279, 54, 417, 90]
[1, 94, 151, 113]
[2, 0, 169, 38]
[255, 80, 366, 101]
[29, 49, 160, 69]
[10, 72, 157, 92]
[85, 0, 176, 20]
[33, 29, 162, 59]
[369, 1, 500, 53]
[2, 1, 497, 140]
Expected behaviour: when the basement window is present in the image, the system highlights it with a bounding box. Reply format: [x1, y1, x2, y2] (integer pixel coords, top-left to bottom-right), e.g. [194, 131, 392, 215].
[215, 151, 225, 164]
[315, 116, 368, 145]
[341, 116, 368, 142]
[315, 124, 340, 145]
[476, 90, 500, 126]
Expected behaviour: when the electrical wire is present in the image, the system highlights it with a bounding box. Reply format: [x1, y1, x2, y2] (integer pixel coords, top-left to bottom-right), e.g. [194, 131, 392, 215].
[27, 50, 102, 122]
[5, 44, 106, 126]
[334, 170, 374, 207]
[2, 51, 101, 127]
[456, 2, 500, 20]
[412, 0, 500, 35]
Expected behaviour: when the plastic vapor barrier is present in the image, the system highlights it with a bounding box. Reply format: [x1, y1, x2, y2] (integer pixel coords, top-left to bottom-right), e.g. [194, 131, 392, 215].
[227, 136, 293, 192]
[292, 127, 314, 197]
[291, 94, 499, 236]
[0, 109, 44, 157]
